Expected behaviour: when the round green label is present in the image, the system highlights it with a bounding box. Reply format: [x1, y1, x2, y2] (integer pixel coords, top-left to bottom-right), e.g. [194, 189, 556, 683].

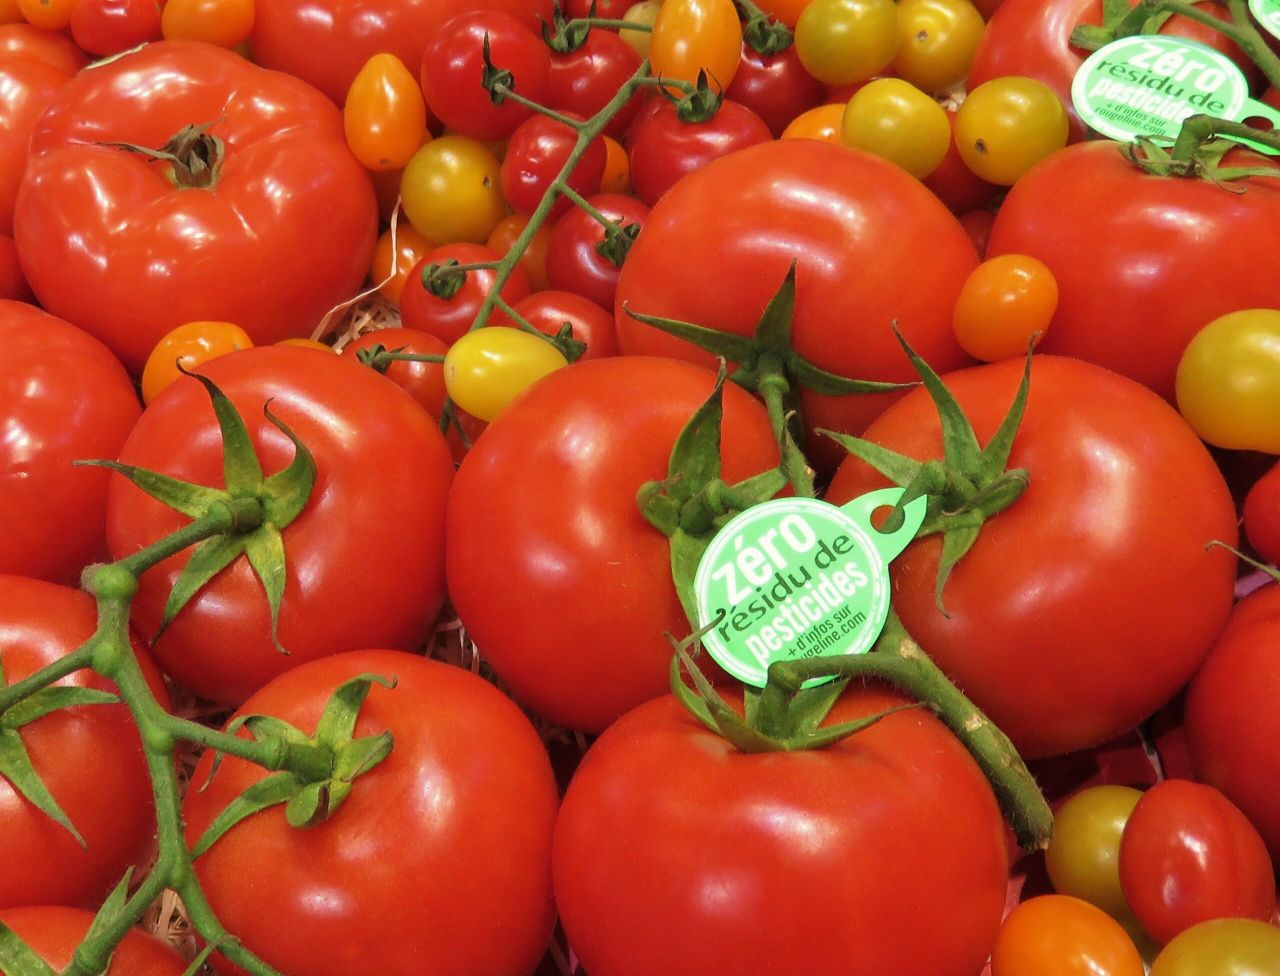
[692, 489, 925, 688]
[1250, 0, 1280, 40]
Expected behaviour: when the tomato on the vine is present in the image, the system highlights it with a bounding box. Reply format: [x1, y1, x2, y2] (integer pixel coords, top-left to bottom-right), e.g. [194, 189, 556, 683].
[497, 290, 619, 360]
[500, 112, 606, 217]
[487, 213, 553, 292]
[545, 191, 649, 311]
[547, 26, 644, 138]
[444, 327, 569, 421]
[399, 242, 531, 344]
[343, 327, 448, 419]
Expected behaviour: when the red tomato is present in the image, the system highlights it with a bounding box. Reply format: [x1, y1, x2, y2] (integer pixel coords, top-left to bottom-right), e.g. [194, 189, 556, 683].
[0, 232, 31, 300]
[614, 139, 976, 473]
[987, 141, 1280, 401]
[922, 107, 1000, 214]
[0, 23, 89, 73]
[1185, 585, 1280, 862]
[1, 303, 140, 584]
[1243, 460, 1280, 566]
[15, 41, 378, 375]
[554, 687, 1010, 975]
[547, 26, 644, 138]
[1118, 779, 1276, 944]
[562, 0, 640, 13]
[0, 906, 186, 974]
[250, 0, 554, 105]
[724, 42, 828, 137]
[182, 650, 559, 976]
[69, 0, 162, 56]
[826, 356, 1238, 759]
[0, 54, 72, 235]
[628, 98, 774, 207]
[106, 347, 454, 705]
[500, 112, 607, 217]
[959, 208, 996, 258]
[399, 242, 532, 344]
[545, 191, 649, 311]
[496, 290, 619, 360]
[0, 577, 164, 910]
[419, 10, 552, 142]
[343, 327, 449, 417]
[447, 357, 780, 732]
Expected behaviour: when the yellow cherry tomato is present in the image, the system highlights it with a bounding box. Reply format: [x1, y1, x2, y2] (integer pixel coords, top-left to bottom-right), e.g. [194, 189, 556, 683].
[840, 78, 950, 179]
[276, 338, 335, 353]
[1045, 785, 1142, 920]
[780, 102, 847, 143]
[620, 1, 663, 58]
[891, 0, 985, 94]
[142, 321, 253, 404]
[650, 0, 743, 91]
[487, 214, 553, 294]
[344, 53, 428, 172]
[601, 135, 631, 194]
[444, 328, 568, 422]
[991, 896, 1145, 976]
[401, 135, 506, 245]
[955, 76, 1069, 185]
[370, 223, 435, 305]
[17, 0, 76, 29]
[1151, 918, 1280, 976]
[1176, 308, 1280, 453]
[952, 253, 1057, 361]
[161, 0, 255, 48]
[795, 0, 899, 87]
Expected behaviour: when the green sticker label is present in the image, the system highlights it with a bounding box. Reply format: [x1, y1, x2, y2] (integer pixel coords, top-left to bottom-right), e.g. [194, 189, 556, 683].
[1072, 35, 1280, 154]
[692, 489, 926, 688]
[1250, 0, 1280, 40]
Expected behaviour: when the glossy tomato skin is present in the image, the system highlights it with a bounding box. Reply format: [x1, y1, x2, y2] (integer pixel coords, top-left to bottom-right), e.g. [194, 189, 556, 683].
[0, 54, 72, 235]
[1, 303, 140, 584]
[500, 112, 606, 217]
[69, 0, 162, 56]
[628, 98, 773, 207]
[545, 191, 649, 311]
[343, 327, 449, 418]
[554, 687, 1010, 976]
[15, 41, 378, 375]
[615, 139, 976, 473]
[987, 141, 1280, 401]
[183, 650, 559, 976]
[826, 356, 1237, 759]
[399, 242, 532, 344]
[447, 357, 780, 733]
[724, 43, 828, 137]
[547, 27, 644, 138]
[0, 233, 30, 300]
[1185, 585, 1280, 862]
[0, 906, 186, 974]
[1244, 461, 1280, 565]
[106, 347, 454, 705]
[251, 0, 553, 105]
[497, 290, 619, 360]
[0, 577, 164, 911]
[0, 24, 89, 73]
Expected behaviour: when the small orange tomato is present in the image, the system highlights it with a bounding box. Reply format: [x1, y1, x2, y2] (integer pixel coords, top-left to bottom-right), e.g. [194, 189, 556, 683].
[161, 0, 255, 48]
[345, 53, 428, 172]
[370, 223, 434, 305]
[601, 135, 630, 194]
[0, 0, 23, 24]
[17, 0, 76, 29]
[650, 0, 743, 92]
[991, 896, 1145, 976]
[141, 321, 253, 404]
[952, 253, 1057, 361]
[780, 102, 846, 143]
[487, 214, 552, 294]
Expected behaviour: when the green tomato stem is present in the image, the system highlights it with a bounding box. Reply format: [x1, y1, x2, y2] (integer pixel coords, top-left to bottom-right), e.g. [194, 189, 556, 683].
[557, 183, 622, 233]
[0, 641, 95, 717]
[571, 15, 652, 33]
[1144, 0, 1280, 87]
[758, 376, 816, 499]
[1170, 113, 1280, 159]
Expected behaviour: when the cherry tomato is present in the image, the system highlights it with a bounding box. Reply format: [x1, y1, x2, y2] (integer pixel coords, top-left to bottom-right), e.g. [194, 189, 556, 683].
[952, 254, 1056, 361]
[563, 0, 640, 13]
[545, 191, 649, 311]
[780, 101, 846, 142]
[161, 0, 255, 47]
[892, 0, 985, 93]
[419, 10, 551, 142]
[497, 290, 619, 360]
[840, 77, 951, 178]
[399, 243, 531, 344]
[445, 326, 568, 421]
[1120, 779, 1277, 944]
[547, 26, 644, 138]
[600, 134, 630, 193]
[955, 76, 1070, 185]
[991, 896, 1145, 976]
[794, 0, 899, 86]
[141, 320, 254, 405]
[370, 223, 435, 305]
[725, 41, 828, 137]
[1046, 785, 1143, 919]
[0, 907, 186, 974]
[1244, 461, 1280, 566]
[1150, 918, 1280, 976]
[344, 327, 448, 417]
[344, 54, 428, 172]
[923, 107, 1000, 213]
[487, 213, 553, 292]
[500, 112, 606, 217]
[1176, 309, 1280, 454]
[650, 0, 743, 91]
[400, 135, 506, 245]
[0, 22, 88, 73]
[16, 0, 75, 29]
[69, 0, 162, 56]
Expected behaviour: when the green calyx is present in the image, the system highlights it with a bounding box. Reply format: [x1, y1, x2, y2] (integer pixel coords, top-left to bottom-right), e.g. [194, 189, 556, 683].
[1071, 0, 1173, 50]
[101, 121, 225, 191]
[1125, 117, 1280, 183]
[481, 33, 517, 107]
[422, 260, 468, 300]
[193, 674, 397, 856]
[741, 7, 793, 55]
[78, 370, 316, 653]
[541, 0, 594, 52]
[593, 219, 641, 269]
[637, 364, 788, 626]
[824, 329, 1033, 616]
[663, 68, 725, 123]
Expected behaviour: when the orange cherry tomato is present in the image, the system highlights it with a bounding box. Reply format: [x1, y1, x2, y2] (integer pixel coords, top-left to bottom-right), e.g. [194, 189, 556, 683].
[141, 320, 253, 404]
[756, 0, 816, 25]
[161, 0, 255, 48]
[17, 0, 76, 30]
[601, 135, 631, 194]
[952, 253, 1057, 361]
[650, 0, 743, 92]
[991, 896, 1145, 976]
[344, 53, 428, 172]
[780, 102, 846, 143]
[487, 213, 552, 294]
[370, 222, 434, 305]
[0, 0, 22, 24]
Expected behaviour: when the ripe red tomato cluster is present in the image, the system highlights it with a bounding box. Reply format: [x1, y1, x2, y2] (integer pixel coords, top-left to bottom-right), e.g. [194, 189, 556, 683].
[2, 1, 1280, 975]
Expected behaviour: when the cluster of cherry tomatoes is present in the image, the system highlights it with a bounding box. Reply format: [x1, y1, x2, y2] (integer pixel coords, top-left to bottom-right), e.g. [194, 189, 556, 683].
[3, 0, 1280, 974]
